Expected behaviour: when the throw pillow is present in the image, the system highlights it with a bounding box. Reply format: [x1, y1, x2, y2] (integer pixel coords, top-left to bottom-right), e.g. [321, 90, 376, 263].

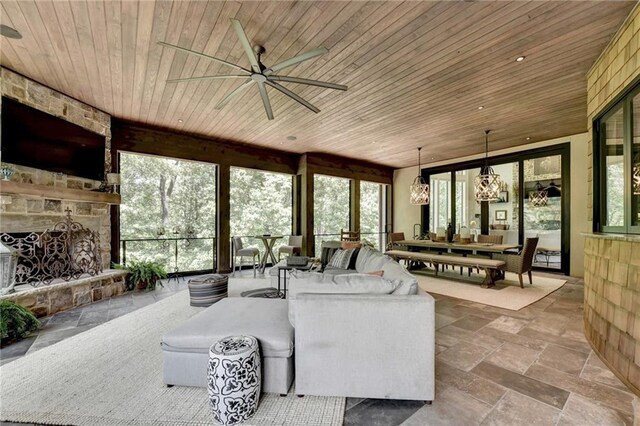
[341, 241, 362, 250]
[328, 248, 356, 270]
[367, 270, 384, 276]
[321, 246, 340, 268]
[347, 248, 360, 270]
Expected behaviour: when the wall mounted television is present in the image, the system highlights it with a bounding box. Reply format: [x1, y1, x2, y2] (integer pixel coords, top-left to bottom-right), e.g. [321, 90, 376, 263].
[1, 97, 106, 181]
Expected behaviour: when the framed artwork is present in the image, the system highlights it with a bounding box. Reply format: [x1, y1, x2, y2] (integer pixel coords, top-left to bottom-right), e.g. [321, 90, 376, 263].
[495, 210, 507, 221]
[493, 191, 509, 203]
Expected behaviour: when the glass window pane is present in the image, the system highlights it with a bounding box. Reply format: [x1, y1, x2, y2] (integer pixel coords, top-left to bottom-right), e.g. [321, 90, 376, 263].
[453, 169, 481, 239]
[632, 94, 640, 227]
[360, 181, 383, 250]
[230, 167, 293, 259]
[120, 153, 217, 273]
[429, 172, 451, 233]
[314, 175, 350, 254]
[524, 156, 562, 269]
[603, 107, 625, 227]
[488, 162, 519, 245]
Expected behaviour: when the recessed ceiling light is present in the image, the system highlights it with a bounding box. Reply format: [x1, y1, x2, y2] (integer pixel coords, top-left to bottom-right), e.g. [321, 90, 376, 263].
[431, 157, 435, 160]
[177, 119, 183, 123]
[526, 137, 531, 141]
[0, 24, 22, 39]
[478, 106, 484, 110]
[286, 136, 297, 141]
[516, 56, 526, 62]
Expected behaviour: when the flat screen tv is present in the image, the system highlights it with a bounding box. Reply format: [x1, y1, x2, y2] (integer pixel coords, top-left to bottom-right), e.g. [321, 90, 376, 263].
[1, 97, 106, 181]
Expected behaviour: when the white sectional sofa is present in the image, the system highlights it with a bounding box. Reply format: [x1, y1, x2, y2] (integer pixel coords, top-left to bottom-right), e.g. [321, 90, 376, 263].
[161, 245, 435, 402]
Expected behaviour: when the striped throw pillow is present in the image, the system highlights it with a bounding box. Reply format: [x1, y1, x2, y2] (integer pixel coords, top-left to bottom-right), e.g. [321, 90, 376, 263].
[328, 248, 356, 269]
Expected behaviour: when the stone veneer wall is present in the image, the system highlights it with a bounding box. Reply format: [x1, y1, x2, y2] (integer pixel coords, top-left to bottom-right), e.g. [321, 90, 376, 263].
[586, 3, 640, 222]
[0, 67, 112, 268]
[0, 271, 127, 318]
[584, 234, 640, 396]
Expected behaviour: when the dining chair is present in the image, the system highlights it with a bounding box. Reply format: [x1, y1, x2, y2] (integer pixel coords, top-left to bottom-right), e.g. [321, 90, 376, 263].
[493, 237, 539, 288]
[232, 236, 260, 278]
[340, 229, 360, 242]
[278, 235, 303, 261]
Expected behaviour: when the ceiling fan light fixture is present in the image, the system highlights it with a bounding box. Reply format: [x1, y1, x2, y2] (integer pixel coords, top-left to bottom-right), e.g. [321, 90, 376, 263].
[474, 130, 502, 202]
[410, 147, 430, 205]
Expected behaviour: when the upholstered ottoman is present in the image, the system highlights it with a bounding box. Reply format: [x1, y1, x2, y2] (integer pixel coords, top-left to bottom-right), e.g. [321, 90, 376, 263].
[162, 297, 294, 394]
[188, 274, 228, 307]
[208, 335, 261, 426]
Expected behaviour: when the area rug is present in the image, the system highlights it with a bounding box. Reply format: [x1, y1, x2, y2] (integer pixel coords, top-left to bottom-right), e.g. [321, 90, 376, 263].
[0, 289, 345, 426]
[415, 271, 566, 311]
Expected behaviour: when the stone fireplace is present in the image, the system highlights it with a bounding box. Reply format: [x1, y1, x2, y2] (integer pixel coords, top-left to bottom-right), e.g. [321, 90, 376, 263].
[0, 68, 126, 317]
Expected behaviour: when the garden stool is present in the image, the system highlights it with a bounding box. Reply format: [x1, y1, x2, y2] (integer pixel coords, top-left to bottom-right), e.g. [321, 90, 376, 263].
[207, 335, 261, 426]
[188, 274, 228, 307]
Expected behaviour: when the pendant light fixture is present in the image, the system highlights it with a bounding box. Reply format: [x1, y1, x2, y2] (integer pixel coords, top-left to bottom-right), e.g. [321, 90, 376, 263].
[410, 147, 430, 205]
[529, 181, 548, 207]
[474, 130, 502, 202]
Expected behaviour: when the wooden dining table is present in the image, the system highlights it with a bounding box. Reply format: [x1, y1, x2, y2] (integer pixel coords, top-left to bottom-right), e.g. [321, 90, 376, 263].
[396, 239, 520, 255]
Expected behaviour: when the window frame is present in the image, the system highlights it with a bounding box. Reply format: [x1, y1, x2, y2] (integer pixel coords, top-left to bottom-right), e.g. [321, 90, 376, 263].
[594, 80, 640, 234]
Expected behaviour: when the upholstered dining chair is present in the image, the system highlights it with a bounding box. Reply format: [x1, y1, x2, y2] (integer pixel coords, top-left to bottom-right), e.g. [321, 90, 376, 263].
[278, 235, 303, 261]
[232, 236, 260, 278]
[493, 237, 539, 288]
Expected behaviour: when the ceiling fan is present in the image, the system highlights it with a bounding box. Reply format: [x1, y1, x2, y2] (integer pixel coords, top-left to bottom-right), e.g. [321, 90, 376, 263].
[159, 19, 347, 120]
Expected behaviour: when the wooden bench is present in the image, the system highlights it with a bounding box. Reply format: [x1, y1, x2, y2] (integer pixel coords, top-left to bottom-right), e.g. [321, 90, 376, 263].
[386, 250, 505, 288]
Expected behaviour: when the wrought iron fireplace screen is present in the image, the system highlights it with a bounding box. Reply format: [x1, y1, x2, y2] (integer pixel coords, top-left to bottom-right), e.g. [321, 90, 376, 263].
[0, 210, 102, 286]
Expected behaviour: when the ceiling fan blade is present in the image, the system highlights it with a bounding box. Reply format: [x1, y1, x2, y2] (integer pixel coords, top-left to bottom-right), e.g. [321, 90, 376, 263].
[266, 81, 320, 113]
[265, 47, 328, 75]
[167, 75, 249, 83]
[268, 75, 347, 91]
[230, 19, 261, 73]
[215, 79, 253, 110]
[158, 41, 250, 74]
[256, 81, 274, 120]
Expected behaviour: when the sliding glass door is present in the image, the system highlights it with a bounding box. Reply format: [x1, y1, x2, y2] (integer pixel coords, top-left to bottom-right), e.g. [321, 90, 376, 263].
[422, 145, 570, 274]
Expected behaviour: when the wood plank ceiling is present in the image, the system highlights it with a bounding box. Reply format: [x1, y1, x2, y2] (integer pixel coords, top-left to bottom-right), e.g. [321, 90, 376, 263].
[0, 1, 636, 168]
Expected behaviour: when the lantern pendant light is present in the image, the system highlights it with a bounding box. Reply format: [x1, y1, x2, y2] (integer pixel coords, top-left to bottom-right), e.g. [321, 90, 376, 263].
[410, 147, 430, 205]
[474, 130, 502, 202]
[529, 181, 548, 207]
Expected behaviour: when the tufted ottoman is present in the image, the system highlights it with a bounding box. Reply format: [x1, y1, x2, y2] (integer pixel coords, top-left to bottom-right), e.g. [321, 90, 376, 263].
[188, 274, 228, 307]
[208, 335, 261, 426]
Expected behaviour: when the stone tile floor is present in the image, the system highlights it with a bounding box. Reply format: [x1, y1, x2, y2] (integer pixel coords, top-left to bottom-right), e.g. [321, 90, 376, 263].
[1, 272, 638, 425]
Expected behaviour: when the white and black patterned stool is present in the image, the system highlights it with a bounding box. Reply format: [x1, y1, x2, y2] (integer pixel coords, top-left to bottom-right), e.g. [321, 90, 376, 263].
[207, 335, 261, 426]
[188, 274, 228, 307]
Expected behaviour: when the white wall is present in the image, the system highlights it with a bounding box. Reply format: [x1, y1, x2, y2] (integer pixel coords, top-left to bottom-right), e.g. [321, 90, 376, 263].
[393, 132, 590, 278]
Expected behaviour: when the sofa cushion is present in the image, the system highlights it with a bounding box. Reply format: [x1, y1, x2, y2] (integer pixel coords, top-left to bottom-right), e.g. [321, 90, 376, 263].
[162, 297, 293, 358]
[320, 242, 342, 269]
[382, 261, 418, 295]
[288, 273, 398, 325]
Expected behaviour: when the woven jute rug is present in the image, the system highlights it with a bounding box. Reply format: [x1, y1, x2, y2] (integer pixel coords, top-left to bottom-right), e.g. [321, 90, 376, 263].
[416, 271, 566, 311]
[0, 289, 345, 426]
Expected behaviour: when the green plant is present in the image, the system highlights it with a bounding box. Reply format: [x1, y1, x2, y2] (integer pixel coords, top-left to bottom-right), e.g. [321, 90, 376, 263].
[114, 260, 168, 291]
[0, 300, 39, 343]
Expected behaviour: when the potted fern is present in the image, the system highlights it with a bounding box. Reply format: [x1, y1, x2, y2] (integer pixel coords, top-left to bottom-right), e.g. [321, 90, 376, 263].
[118, 260, 168, 291]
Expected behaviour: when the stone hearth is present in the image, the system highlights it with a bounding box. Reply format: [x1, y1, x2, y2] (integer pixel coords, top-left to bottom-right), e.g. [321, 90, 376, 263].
[0, 270, 127, 318]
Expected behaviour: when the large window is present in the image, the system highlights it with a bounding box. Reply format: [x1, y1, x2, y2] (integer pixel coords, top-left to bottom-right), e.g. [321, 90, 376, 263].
[230, 167, 293, 258]
[119, 153, 217, 273]
[596, 82, 640, 233]
[360, 181, 385, 250]
[314, 174, 350, 254]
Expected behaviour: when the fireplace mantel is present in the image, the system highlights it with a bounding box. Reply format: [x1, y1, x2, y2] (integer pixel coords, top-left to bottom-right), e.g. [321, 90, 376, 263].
[0, 181, 121, 204]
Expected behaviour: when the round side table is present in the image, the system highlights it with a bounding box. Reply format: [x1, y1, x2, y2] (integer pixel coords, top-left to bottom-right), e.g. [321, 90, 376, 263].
[207, 335, 261, 426]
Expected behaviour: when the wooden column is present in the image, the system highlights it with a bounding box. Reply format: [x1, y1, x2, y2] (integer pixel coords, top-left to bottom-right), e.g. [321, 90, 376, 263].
[298, 155, 315, 256]
[350, 179, 360, 233]
[217, 164, 231, 273]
